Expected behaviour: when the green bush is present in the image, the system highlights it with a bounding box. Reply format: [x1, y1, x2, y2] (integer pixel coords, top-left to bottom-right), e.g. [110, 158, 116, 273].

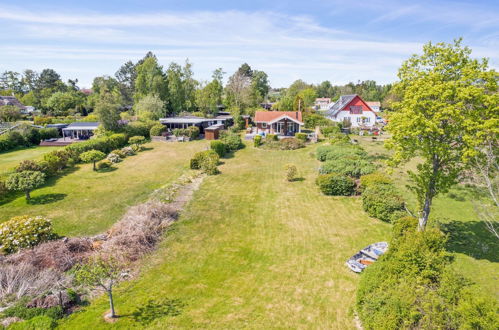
[39, 127, 59, 140]
[150, 124, 166, 137]
[8, 131, 27, 147]
[15, 160, 42, 173]
[253, 135, 262, 147]
[97, 159, 113, 170]
[362, 184, 405, 222]
[23, 128, 41, 145]
[316, 173, 355, 196]
[172, 128, 187, 137]
[221, 133, 244, 151]
[106, 153, 122, 163]
[186, 126, 200, 139]
[124, 121, 152, 138]
[110, 149, 126, 158]
[8, 315, 58, 330]
[320, 158, 376, 178]
[295, 132, 307, 142]
[0, 215, 57, 254]
[360, 172, 392, 191]
[120, 146, 136, 156]
[284, 164, 298, 182]
[263, 138, 305, 150]
[320, 125, 341, 137]
[210, 140, 227, 157]
[356, 223, 499, 330]
[190, 150, 219, 175]
[303, 113, 333, 128]
[129, 135, 146, 145]
[266, 134, 278, 141]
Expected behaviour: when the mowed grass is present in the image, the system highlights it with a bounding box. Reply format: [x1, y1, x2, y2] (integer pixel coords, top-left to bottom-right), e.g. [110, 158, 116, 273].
[0, 141, 207, 236]
[60, 143, 390, 329]
[357, 135, 499, 298]
[0, 146, 60, 178]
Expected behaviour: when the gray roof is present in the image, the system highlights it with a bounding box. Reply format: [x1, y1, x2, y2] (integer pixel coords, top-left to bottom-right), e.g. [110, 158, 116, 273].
[63, 122, 100, 130]
[0, 96, 26, 109]
[159, 116, 208, 124]
[325, 94, 357, 117]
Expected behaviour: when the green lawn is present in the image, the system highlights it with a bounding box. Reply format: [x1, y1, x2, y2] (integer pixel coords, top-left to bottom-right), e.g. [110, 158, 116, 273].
[0, 146, 60, 178]
[0, 141, 207, 236]
[60, 142, 391, 329]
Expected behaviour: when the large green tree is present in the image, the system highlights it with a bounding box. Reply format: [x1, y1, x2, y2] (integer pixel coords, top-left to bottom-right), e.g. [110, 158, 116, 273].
[46, 91, 85, 116]
[386, 39, 498, 231]
[134, 57, 168, 103]
[94, 90, 122, 132]
[196, 68, 224, 115]
[6, 170, 45, 201]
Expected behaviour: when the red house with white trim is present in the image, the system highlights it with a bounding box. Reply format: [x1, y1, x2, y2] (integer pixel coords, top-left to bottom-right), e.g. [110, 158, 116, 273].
[325, 94, 377, 127]
[254, 111, 303, 136]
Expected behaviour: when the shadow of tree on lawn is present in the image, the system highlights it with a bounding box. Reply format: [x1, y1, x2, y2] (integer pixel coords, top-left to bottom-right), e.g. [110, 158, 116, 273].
[29, 193, 67, 205]
[132, 298, 184, 325]
[440, 220, 499, 263]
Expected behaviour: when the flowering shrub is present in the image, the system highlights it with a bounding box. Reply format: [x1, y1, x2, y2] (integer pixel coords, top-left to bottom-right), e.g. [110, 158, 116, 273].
[97, 159, 113, 170]
[121, 146, 136, 156]
[0, 216, 57, 254]
[106, 153, 122, 163]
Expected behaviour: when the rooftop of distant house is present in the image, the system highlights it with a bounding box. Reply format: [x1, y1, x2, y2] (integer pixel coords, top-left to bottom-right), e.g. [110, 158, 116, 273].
[366, 101, 381, 107]
[0, 96, 26, 109]
[254, 111, 303, 124]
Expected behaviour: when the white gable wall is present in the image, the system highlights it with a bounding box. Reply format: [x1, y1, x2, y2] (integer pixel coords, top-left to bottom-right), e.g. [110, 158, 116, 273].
[328, 110, 376, 127]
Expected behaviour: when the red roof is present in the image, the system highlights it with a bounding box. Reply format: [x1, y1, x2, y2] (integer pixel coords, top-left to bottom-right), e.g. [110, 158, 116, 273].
[254, 111, 303, 123]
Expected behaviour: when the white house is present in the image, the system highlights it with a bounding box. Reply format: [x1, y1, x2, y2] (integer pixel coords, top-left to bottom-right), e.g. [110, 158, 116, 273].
[314, 98, 331, 111]
[366, 101, 381, 112]
[324, 94, 377, 127]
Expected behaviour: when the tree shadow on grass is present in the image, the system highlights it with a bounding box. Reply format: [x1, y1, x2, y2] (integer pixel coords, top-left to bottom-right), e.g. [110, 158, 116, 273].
[290, 177, 305, 182]
[131, 298, 184, 325]
[440, 220, 499, 262]
[29, 193, 67, 205]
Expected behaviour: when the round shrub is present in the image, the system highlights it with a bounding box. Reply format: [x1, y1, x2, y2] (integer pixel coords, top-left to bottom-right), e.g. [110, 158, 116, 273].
[295, 132, 307, 142]
[210, 140, 227, 157]
[0, 215, 57, 254]
[360, 172, 392, 191]
[129, 135, 146, 145]
[254, 135, 262, 147]
[221, 133, 244, 151]
[186, 126, 200, 139]
[190, 150, 219, 175]
[111, 149, 126, 158]
[320, 126, 340, 137]
[97, 159, 113, 170]
[124, 121, 151, 138]
[284, 164, 298, 182]
[316, 173, 355, 196]
[362, 184, 405, 222]
[80, 150, 106, 171]
[150, 124, 166, 137]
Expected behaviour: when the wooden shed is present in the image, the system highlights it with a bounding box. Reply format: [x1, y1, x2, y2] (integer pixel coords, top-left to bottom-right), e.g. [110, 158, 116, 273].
[204, 124, 223, 140]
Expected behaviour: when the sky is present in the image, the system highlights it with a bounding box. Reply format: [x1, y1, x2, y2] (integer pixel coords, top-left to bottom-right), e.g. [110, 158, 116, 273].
[0, 0, 498, 88]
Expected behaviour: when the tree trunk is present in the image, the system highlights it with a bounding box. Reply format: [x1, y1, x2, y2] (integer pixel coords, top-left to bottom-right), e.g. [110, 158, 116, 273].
[107, 288, 116, 318]
[93, 161, 96, 171]
[418, 156, 439, 231]
[25, 190, 31, 201]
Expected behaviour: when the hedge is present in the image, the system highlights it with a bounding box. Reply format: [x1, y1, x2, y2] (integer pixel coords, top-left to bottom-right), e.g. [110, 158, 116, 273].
[266, 134, 278, 141]
[359, 172, 392, 191]
[316, 173, 355, 196]
[319, 158, 377, 178]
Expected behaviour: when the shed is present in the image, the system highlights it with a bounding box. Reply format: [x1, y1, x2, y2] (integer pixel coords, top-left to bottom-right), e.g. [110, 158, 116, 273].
[204, 124, 224, 140]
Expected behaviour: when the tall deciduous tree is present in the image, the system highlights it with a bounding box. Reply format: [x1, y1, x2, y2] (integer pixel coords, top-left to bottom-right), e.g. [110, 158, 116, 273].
[133, 94, 165, 120]
[134, 57, 168, 103]
[386, 39, 498, 231]
[196, 68, 224, 115]
[94, 89, 122, 132]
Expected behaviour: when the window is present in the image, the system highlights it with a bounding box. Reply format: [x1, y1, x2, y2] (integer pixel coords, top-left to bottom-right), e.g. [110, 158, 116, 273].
[350, 106, 363, 114]
[365, 117, 370, 123]
[356, 117, 362, 123]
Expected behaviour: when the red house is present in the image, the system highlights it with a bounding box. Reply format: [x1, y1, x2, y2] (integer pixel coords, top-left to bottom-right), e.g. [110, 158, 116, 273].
[254, 111, 304, 136]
